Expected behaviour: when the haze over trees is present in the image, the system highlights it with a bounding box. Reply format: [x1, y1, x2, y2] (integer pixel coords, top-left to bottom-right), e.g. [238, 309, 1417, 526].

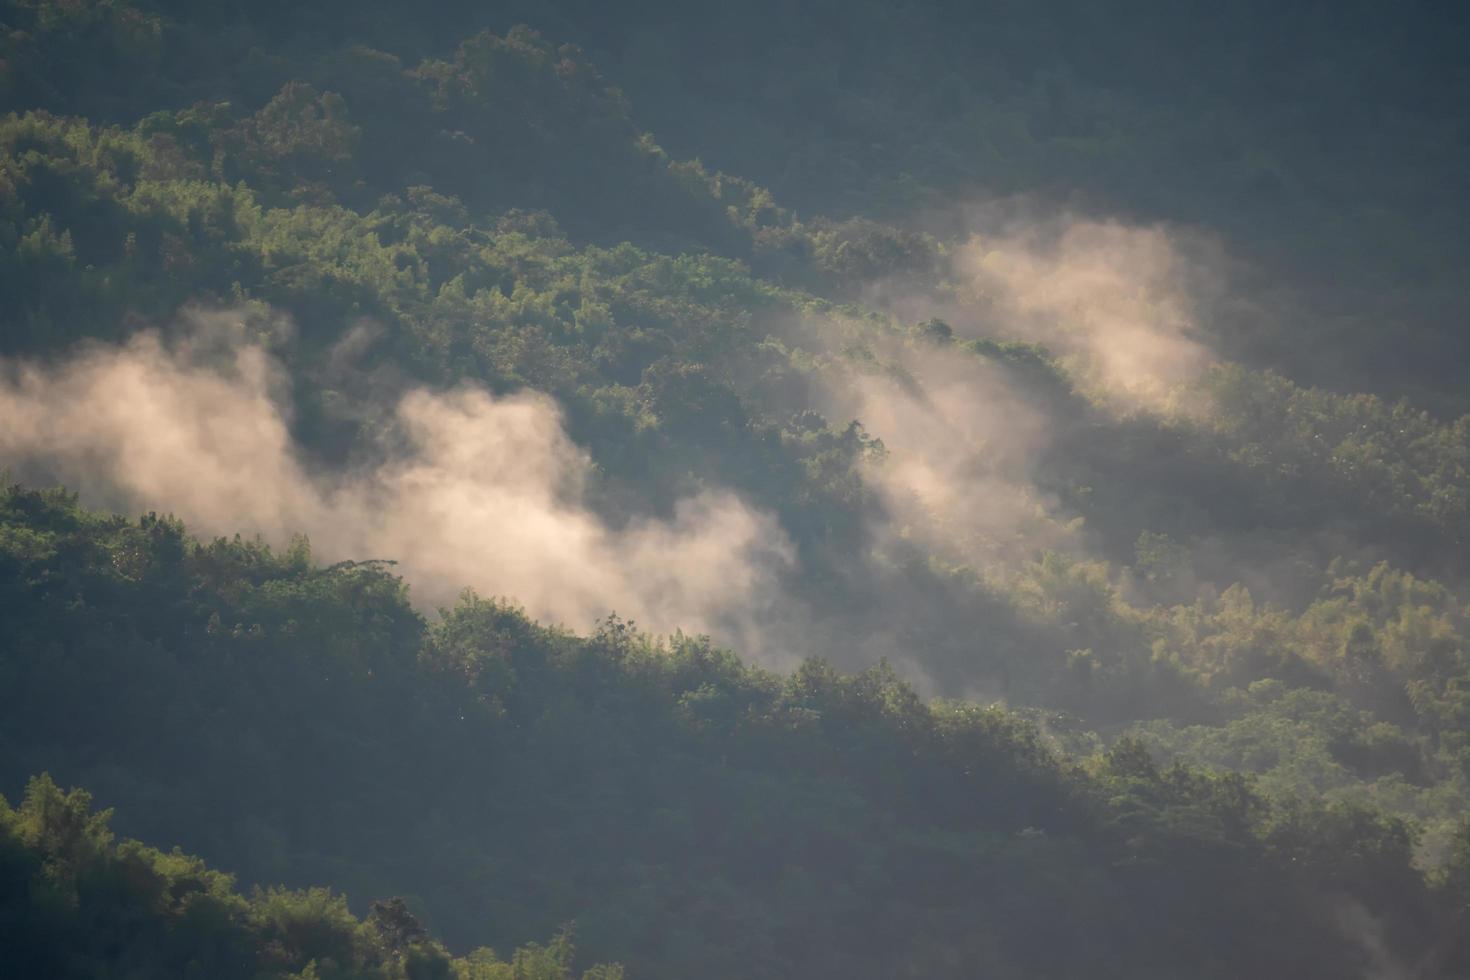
[2, 0, 1469, 976]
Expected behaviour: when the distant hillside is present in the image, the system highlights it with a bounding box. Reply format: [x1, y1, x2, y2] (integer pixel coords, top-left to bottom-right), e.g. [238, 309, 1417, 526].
[6, 0, 1466, 402]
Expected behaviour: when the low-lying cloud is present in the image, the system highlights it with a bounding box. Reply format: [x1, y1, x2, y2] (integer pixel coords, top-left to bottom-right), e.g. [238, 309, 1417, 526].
[861, 214, 1218, 414]
[0, 320, 792, 641]
[954, 219, 1215, 411]
[801, 214, 1229, 573]
[813, 338, 1079, 569]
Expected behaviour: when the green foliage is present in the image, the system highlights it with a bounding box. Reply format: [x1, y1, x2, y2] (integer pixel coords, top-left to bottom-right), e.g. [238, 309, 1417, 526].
[1204, 364, 1470, 549]
[1, 492, 1466, 976]
[0, 774, 615, 980]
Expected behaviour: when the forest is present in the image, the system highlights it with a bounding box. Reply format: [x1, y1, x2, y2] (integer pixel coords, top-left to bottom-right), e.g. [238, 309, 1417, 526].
[2, 0, 1469, 976]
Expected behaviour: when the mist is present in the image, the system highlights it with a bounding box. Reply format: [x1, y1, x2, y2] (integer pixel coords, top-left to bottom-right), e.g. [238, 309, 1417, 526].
[804, 213, 1236, 577]
[858, 213, 1220, 411]
[952, 220, 1213, 409]
[0, 319, 793, 642]
[810, 333, 1080, 572]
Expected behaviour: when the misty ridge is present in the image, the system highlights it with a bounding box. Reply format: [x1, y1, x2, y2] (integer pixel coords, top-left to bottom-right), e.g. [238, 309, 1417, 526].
[2, 217, 1426, 779]
[5, 180, 1466, 708]
[5, 202, 1460, 678]
[0, 211, 1239, 663]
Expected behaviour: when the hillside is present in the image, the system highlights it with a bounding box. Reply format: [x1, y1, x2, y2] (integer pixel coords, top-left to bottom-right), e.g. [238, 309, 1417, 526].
[3, 2, 1470, 976]
[3, 486, 1467, 977]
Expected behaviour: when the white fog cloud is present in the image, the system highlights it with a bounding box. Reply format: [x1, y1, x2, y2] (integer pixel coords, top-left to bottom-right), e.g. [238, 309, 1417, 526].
[810, 334, 1080, 569]
[952, 219, 1215, 412]
[0, 320, 792, 641]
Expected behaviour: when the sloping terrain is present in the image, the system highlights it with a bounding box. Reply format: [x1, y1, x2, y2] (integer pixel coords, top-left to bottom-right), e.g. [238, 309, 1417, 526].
[3, 2, 1470, 976]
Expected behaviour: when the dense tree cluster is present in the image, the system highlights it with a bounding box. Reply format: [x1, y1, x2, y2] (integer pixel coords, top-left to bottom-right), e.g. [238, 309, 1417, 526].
[1, 776, 620, 979]
[5, 487, 1470, 977]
